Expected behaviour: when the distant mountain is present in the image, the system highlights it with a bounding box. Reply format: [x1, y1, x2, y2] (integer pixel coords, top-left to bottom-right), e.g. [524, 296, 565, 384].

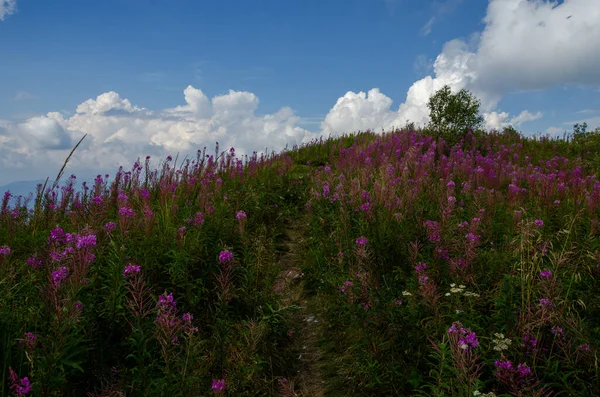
[0, 180, 47, 204]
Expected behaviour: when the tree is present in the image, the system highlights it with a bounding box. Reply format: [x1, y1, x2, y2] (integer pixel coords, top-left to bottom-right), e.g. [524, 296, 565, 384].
[426, 85, 484, 145]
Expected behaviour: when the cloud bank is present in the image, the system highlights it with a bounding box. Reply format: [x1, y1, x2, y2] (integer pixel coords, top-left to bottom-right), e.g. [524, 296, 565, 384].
[0, 87, 315, 185]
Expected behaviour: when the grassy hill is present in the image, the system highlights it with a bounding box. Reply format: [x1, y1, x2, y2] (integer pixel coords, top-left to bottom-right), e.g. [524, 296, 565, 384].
[1, 128, 600, 396]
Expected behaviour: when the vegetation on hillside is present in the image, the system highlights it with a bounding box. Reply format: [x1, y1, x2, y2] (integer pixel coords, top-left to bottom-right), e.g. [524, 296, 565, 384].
[2, 117, 600, 395]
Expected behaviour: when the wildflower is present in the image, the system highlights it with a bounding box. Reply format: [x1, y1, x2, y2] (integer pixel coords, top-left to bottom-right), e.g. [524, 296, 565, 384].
[492, 333, 512, 351]
[551, 326, 564, 336]
[75, 234, 97, 249]
[445, 292, 451, 296]
[218, 250, 233, 264]
[415, 262, 427, 274]
[182, 313, 193, 322]
[51, 266, 69, 286]
[539, 269, 552, 278]
[118, 207, 134, 218]
[8, 368, 31, 396]
[212, 378, 226, 392]
[339, 281, 353, 294]
[0, 245, 10, 256]
[394, 299, 403, 306]
[157, 292, 177, 311]
[19, 332, 37, 349]
[539, 298, 554, 308]
[463, 291, 481, 298]
[534, 219, 544, 227]
[104, 222, 117, 231]
[236, 210, 247, 220]
[578, 344, 590, 352]
[123, 264, 141, 277]
[74, 301, 83, 310]
[402, 291, 412, 296]
[465, 233, 479, 242]
[26, 257, 43, 267]
[355, 236, 368, 246]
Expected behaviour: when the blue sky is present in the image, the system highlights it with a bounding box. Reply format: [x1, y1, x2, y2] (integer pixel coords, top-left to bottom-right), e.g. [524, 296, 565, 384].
[1, 0, 600, 188]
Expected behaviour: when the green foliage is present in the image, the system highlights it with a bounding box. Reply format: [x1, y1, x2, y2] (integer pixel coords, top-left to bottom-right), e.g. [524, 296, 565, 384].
[426, 84, 484, 146]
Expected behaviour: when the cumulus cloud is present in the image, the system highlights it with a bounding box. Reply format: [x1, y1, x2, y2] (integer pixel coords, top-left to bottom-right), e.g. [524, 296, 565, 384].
[0, 87, 316, 185]
[0, 0, 16, 21]
[483, 110, 543, 130]
[325, 0, 599, 135]
[321, 89, 397, 135]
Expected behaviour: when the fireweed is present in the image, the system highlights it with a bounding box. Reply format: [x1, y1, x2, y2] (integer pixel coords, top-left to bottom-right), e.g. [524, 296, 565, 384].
[2, 131, 600, 395]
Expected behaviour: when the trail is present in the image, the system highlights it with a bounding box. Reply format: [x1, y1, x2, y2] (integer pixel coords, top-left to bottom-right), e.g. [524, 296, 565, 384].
[274, 220, 326, 397]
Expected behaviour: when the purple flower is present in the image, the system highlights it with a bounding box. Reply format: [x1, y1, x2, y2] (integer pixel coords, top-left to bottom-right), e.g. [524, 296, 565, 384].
[218, 250, 233, 264]
[123, 264, 141, 277]
[8, 368, 31, 396]
[355, 236, 368, 246]
[414, 262, 427, 274]
[212, 378, 226, 392]
[19, 332, 36, 349]
[0, 245, 11, 256]
[465, 233, 479, 242]
[516, 363, 532, 377]
[579, 344, 590, 352]
[539, 269, 552, 278]
[182, 312, 193, 322]
[118, 207, 134, 218]
[494, 358, 513, 371]
[551, 326, 564, 336]
[340, 280, 353, 294]
[26, 256, 43, 268]
[236, 210, 247, 220]
[104, 222, 117, 231]
[75, 234, 97, 249]
[51, 266, 69, 286]
[158, 292, 177, 311]
[534, 219, 544, 227]
[539, 298, 554, 308]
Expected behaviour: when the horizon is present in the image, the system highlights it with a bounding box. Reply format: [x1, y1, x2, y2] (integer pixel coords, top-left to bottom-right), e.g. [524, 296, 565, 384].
[1, 0, 600, 186]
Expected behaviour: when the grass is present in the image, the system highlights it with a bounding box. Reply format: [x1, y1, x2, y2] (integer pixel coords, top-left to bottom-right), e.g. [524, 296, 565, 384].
[1, 127, 600, 396]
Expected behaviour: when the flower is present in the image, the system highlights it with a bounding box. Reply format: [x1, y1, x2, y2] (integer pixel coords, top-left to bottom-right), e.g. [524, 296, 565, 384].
[236, 210, 247, 220]
[8, 368, 31, 396]
[534, 219, 544, 227]
[218, 250, 233, 264]
[104, 222, 117, 231]
[340, 281, 353, 294]
[123, 264, 141, 277]
[539, 269, 552, 278]
[355, 236, 368, 246]
[0, 245, 11, 256]
[539, 298, 554, 308]
[51, 266, 69, 286]
[212, 378, 226, 392]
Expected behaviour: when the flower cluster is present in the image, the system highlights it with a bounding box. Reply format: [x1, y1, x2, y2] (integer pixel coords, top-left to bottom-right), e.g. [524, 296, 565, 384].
[8, 367, 31, 396]
[212, 378, 226, 393]
[448, 321, 480, 352]
[218, 250, 233, 264]
[491, 333, 512, 352]
[339, 280, 353, 294]
[123, 264, 141, 278]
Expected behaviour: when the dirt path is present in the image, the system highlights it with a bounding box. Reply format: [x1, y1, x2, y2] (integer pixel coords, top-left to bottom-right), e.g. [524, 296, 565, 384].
[273, 223, 326, 397]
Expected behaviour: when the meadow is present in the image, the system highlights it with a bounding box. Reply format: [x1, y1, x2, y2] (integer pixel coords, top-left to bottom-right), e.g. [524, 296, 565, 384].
[1, 128, 600, 396]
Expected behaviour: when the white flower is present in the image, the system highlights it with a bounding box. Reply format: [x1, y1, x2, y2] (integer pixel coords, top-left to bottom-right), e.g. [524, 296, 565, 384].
[450, 283, 456, 287]
[402, 291, 412, 296]
[445, 292, 451, 296]
[459, 285, 466, 289]
[463, 291, 480, 297]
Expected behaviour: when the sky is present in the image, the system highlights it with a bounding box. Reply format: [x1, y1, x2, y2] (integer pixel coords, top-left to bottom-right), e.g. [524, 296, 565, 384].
[1, 0, 600, 188]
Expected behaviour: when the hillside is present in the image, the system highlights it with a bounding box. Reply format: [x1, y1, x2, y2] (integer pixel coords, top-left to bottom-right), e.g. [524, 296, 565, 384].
[1, 128, 600, 396]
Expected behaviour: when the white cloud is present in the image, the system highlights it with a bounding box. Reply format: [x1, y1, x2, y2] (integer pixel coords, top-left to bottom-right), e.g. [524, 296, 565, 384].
[0, 0, 16, 21]
[325, 0, 600, 135]
[483, 110, 543, 130]
[321, 89, 397, 136]
[0, 87, 316, 185]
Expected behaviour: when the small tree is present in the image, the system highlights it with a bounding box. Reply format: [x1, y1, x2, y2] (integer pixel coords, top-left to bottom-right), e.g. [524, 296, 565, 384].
[427, 85, 484, 145]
